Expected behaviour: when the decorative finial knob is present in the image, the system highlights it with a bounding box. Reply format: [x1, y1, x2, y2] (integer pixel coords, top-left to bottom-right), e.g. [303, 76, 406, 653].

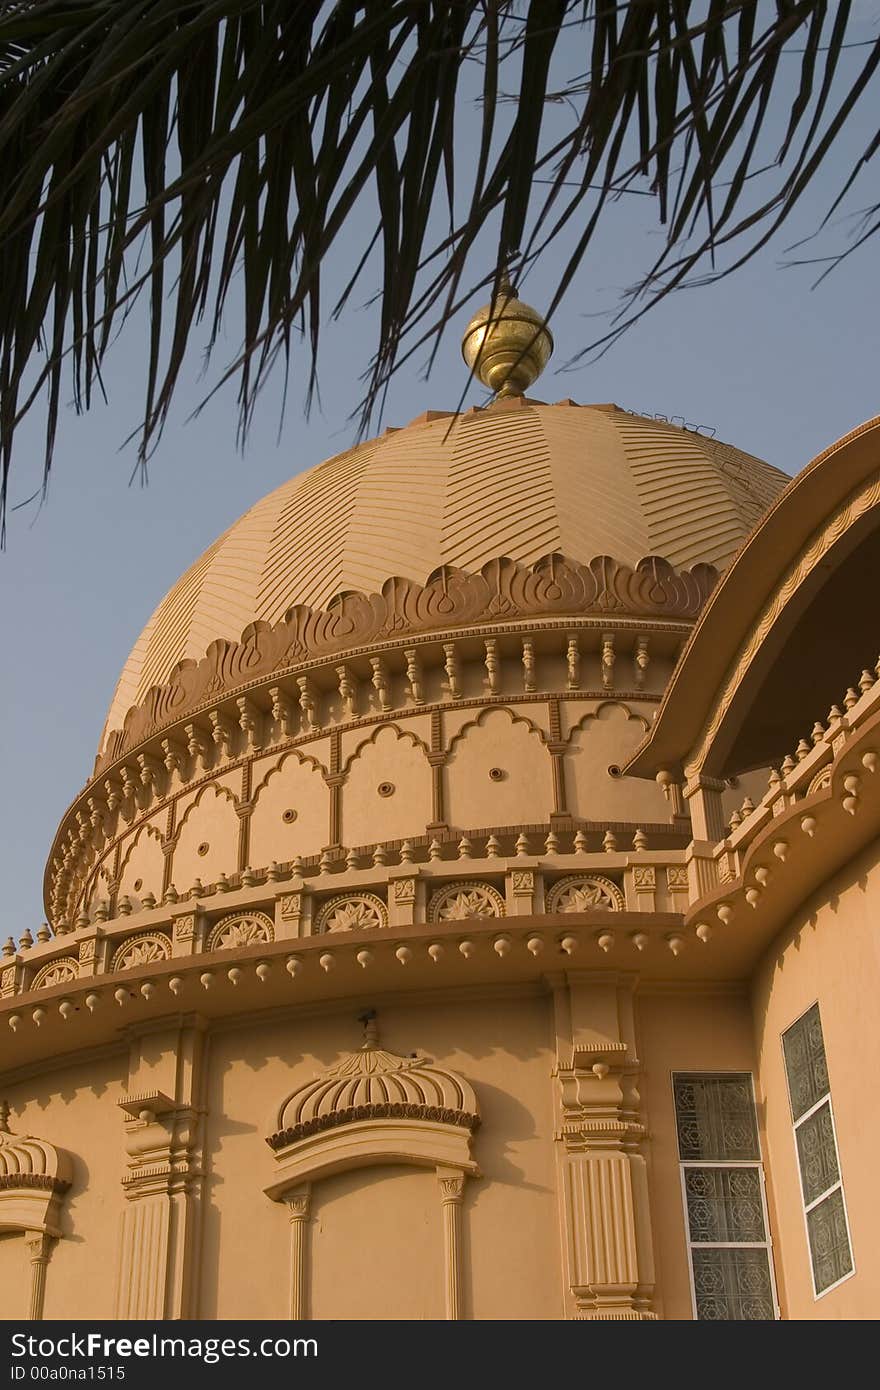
[462, 271, 553, 397]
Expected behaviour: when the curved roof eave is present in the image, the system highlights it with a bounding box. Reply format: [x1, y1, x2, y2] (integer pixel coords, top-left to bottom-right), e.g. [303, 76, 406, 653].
[624, 414, 880, 780]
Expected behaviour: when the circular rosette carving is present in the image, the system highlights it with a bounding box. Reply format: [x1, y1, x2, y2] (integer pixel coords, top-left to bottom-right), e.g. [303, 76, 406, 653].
[315, 893, 388, 934]
[546, 874, 624, 914]
[111, 932, 172, 972]
[807, 765, 832, 796]
[428, 881, 505, 923]
[30, 957, 79, 991]
[207, 911, 275, 951]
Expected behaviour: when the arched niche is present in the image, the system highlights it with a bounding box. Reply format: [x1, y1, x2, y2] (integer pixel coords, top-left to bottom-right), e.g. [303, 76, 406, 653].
[263, 1019, 479, 1320]
[0, 1103, 73, 1319]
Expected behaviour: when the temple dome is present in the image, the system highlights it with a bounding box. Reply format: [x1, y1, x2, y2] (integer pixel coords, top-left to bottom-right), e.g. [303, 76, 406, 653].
[102, 397, 787, 742]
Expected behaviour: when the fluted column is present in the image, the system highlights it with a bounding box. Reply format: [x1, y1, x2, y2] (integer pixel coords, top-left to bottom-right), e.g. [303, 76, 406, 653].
[286, 1188, 311, 1320]
[25, 1232, 53, 1320]
[437, 1167, 466, 1320]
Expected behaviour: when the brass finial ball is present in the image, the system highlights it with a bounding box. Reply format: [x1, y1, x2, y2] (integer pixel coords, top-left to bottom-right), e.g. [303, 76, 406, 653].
[461, 274, 553, 397]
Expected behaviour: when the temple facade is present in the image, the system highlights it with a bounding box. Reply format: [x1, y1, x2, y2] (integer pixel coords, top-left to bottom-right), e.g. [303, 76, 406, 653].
[1, 288, 877, 1320]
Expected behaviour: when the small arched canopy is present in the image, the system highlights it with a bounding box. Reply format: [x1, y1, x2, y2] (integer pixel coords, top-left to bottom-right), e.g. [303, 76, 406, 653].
[264, 1023, 480, 1197]
[0, 1103, 72, 1237]
[263, 1019, 480, 1320]
[626, 416, 880, 782]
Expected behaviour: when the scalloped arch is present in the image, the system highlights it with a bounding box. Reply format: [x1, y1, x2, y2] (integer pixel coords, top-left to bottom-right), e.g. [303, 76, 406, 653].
[342, 720, 431, 774]
[118, 821, 164, 878]
[445, 705, 549, 759]
[174, 779, 239, 837]
[251, 745, 327, 802]
[566, 700, 651, 742]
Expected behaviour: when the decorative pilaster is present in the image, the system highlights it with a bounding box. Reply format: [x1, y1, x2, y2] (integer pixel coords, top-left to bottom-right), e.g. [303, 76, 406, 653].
[115, 1017, 208, 1320]
[428, 754, 447, 828]
[437, 1167, 466, 1320]
[551, 974, 657, 1320]
[285, 1188, 311, 1320]
[25, 1232, 53, 1320]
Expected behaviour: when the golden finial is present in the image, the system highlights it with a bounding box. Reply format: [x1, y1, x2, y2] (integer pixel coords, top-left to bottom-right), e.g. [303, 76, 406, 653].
[461, 271, 553, 397]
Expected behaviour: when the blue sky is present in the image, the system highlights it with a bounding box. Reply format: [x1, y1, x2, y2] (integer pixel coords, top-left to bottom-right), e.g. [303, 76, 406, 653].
[1, 35, 878, 934]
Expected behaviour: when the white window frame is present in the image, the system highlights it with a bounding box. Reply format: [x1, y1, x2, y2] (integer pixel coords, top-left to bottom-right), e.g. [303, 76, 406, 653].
[672, 1071, 780, 1322]
[782, 1002, 856, 1300]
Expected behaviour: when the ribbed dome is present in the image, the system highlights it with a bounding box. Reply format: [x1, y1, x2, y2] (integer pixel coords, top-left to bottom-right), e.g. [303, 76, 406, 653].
[103, 397, 787, 740]
[0, 1117, 72, 1193]
[268, 1042, 480, 1149]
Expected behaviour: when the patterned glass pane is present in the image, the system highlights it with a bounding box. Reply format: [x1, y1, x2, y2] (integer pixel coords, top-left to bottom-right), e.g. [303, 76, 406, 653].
[796, 1101, 840, 1207]
[807, 1189, 853, 1294]
[782, 1003, 829, 1121]
[673, 1074, 759, 1160]
[691, 1247, 775, 1320]
[684, 1167, 766, 1244]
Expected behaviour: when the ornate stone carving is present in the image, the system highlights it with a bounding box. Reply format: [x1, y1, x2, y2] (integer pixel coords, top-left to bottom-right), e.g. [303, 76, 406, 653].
[30, 958, 79, 991]
[807, 765, 833, 796]
[207, 911, 275, 951]
[632, 866, 656, 890]
[267, 1017, 480, 1151]
[279, 892, 303, 920]
[512, 870, 535, 894]
[666, 865, 689, 890]
[393, 878, 417, 903]
[546, 875, 624, 913]
[94, 552, 717, 773]
[315, 892, 388, 934]
[428, 881, 505, 922]
[111, 932, 172, 972]
[173, 913, 197, 942]
[0, 1102, 72, 1316]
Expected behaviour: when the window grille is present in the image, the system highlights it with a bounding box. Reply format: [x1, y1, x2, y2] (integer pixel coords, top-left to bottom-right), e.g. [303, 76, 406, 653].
[782, 1004, 854, 1296]
[673, 1073, 777, 1320]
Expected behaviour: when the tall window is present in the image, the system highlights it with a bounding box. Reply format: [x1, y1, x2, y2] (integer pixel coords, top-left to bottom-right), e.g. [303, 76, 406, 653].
[782, 1003, 854, 1296]
[673, 1073, 777, 1320]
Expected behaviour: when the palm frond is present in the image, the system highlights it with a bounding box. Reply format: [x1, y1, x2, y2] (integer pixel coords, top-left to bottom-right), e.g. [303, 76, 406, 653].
[0, 0, 876, 531]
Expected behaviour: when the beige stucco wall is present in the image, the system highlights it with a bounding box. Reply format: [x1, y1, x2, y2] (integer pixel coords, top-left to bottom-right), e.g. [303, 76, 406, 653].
[1, 1051, 127, 1319]
[751, 835, 880, 1320]
[201, 991, 562, 1320]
